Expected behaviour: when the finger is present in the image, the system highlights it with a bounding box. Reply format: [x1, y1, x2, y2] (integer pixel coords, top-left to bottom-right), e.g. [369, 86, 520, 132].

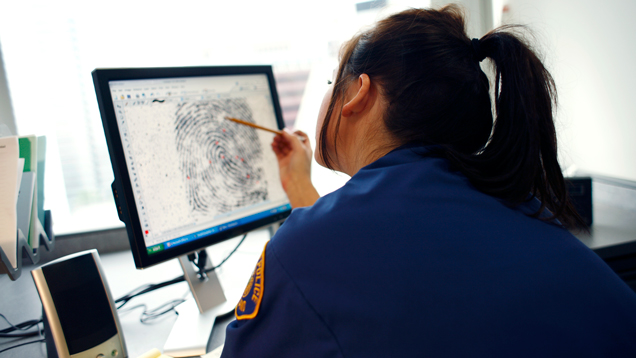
[271, 137, 287, 156]
[282, 128, 306, 149]
[293, 130, 311, 147]
[273, 133, 290, 150]
[273, 135, 292, 156]
[271, 142, 282, 158]
[272, 143, 290, 160]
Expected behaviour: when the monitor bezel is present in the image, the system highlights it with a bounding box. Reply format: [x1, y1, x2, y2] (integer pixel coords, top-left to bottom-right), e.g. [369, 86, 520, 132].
[92, 66, 291, 269]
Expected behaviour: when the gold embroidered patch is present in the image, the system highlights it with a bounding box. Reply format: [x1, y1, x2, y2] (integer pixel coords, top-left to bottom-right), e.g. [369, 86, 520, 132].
[235, 241, 267, 320]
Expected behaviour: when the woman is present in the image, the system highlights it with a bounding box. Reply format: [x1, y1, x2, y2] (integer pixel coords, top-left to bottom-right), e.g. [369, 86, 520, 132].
[222, 6, 636, 357]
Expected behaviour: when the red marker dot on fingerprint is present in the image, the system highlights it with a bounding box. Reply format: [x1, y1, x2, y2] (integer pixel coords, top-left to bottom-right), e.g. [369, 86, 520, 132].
[221, 155, 225, 159]
[145, 230, 149, 235]
[209, 160, 212, 164]
[247, 174, 250, 178]
[222, 129, 226, 132]
[187, 176, 190, 180]
[240, 158, 244, 162]
[216, 141, 219, 145]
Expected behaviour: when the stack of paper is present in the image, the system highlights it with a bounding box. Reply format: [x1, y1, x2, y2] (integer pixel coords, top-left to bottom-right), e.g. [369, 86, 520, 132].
[18, 135, 38, 248]
[0, 133, 47, 270]
[0, 136, 20, 269]
[134, 345, 223, 358]
[37, 136, 46, 227]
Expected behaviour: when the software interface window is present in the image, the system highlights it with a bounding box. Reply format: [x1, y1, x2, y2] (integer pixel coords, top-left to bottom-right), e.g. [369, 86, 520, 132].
[109, 75, 289, 254]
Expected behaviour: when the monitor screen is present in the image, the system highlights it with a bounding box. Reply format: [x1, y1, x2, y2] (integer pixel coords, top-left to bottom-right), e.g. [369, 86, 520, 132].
[93, 66, 291, 269]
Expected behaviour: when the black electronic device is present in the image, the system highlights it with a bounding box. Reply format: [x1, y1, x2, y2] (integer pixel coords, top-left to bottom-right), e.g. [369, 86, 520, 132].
[92, 66, 291, 356]
[566, 177, 593, 226]
[31, 250, 127, 358]
[92, 66, 290, 270]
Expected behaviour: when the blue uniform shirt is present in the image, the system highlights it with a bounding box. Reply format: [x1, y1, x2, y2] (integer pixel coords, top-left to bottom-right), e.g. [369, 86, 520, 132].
[222, 145, 636, 357]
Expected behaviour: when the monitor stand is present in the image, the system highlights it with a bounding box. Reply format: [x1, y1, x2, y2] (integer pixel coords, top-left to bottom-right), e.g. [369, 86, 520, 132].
[163, 223, 280, 357]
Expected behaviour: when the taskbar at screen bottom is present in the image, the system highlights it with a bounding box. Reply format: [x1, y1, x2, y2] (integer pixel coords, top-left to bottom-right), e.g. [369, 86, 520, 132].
[146, 203, 292, 255]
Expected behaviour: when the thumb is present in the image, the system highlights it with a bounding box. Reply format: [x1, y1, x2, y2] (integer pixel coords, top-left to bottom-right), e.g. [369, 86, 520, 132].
[282, 128, 304, 150]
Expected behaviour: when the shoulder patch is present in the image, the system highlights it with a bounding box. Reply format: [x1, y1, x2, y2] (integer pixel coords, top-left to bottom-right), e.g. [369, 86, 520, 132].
[235, 241, 268, 320]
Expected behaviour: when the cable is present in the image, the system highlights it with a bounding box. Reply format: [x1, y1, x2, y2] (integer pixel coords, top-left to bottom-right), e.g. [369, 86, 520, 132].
[115, 233, 248, 309]
[0, 331, 41, 338]
[140, 299, 186, 323]
[0, 314, 40, 333]
[0, 314, 42, 338]
[0, 338, 46, 354]
[205, 234, 248, 274]
[0, 314, 45, 352]
[119, 296, 188, 324]
[0, 321, 40, 333]
[116, 275, 184, 309]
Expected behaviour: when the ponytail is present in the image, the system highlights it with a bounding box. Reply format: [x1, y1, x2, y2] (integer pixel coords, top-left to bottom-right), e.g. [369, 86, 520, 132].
[450, 28, 585, 228]
[320, 6, 586, 229]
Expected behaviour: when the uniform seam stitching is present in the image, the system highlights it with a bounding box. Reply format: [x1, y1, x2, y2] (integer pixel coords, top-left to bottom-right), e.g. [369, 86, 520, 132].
[270, 241, 347, 358]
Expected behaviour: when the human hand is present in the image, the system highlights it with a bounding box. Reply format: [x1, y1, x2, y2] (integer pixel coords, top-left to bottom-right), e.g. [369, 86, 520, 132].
[271, 129, 319, 207]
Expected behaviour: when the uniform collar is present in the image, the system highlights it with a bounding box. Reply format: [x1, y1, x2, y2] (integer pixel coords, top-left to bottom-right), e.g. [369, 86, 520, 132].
[361, 143, 435, 171]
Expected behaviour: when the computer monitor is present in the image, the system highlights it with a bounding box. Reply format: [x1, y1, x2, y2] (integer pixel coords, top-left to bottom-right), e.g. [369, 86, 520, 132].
[92, 66, 291, 356]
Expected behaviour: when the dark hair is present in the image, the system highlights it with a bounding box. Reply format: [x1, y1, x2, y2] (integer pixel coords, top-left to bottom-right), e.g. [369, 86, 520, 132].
[318, 5, 586, 229]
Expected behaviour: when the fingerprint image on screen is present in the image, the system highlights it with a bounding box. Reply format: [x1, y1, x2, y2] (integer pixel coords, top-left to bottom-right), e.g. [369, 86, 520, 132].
[112, 73, 288, 245]
[174, 99, 268, 214]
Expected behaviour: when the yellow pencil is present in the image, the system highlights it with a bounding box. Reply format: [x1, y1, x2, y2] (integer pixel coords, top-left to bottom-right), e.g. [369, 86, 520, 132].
[224, 116, 307, 142]
[225, 117, 283, 135]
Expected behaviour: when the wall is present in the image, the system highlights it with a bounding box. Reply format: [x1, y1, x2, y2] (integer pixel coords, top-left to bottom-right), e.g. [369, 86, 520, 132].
[432, 0, 493, 37]
[0, 43, 16, 135]
[503, 0, 636, 181]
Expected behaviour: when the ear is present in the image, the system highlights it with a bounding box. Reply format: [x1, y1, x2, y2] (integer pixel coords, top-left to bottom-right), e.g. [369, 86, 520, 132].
[341, 74, 371, 118]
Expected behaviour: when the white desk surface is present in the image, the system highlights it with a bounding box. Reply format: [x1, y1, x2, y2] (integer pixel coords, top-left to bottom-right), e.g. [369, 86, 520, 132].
[0, 229, 270, 358]
[573, 202, 636, 251]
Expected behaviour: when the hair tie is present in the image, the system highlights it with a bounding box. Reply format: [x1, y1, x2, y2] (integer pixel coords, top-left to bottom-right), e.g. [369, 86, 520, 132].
[471, 38, 486, 62]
